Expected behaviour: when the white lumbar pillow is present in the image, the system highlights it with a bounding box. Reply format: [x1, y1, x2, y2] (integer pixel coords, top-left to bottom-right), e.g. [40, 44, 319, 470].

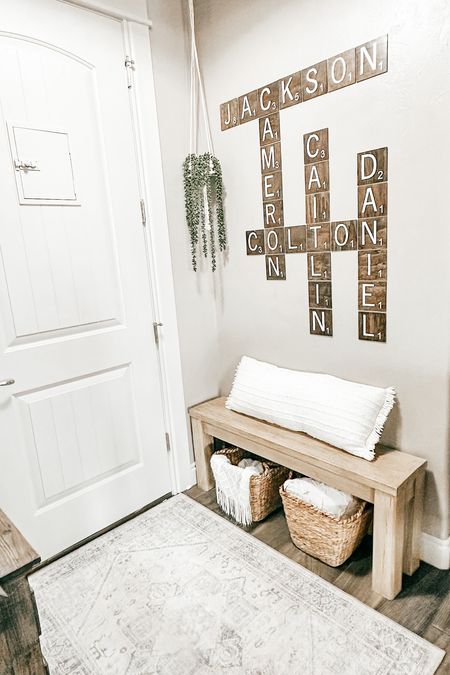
[283, 477, 360, 519]
[226, 356, 395, 461]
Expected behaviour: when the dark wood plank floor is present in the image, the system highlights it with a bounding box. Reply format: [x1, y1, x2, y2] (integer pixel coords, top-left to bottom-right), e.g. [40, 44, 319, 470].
[186, 485, 450, 673]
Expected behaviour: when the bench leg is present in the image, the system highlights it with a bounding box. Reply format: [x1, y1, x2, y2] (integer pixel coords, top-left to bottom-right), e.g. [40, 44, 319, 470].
[191, 419, 215, 491]
[372, 488, 406, 600]
[403, 471, 425, 576]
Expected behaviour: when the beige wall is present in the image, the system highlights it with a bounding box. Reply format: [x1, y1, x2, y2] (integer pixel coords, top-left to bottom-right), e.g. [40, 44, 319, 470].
[145, 0, 450, 538]
[191, 0, 450, 538]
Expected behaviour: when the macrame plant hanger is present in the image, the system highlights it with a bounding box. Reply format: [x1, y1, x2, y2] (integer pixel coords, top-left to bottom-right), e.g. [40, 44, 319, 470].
[188, 0, 213, 164]
[183, 0, 226, 272]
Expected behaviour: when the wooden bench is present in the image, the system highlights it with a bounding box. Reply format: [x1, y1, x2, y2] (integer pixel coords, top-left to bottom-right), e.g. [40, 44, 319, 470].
[0, 509, 48, 673]
[189, 397, 427, 600]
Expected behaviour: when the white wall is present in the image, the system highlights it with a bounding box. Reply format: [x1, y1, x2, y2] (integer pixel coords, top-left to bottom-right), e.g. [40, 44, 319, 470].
[192, 0, 450, 538]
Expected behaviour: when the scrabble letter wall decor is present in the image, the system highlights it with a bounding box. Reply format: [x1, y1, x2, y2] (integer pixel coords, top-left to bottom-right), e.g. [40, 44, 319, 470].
[220, 35, 389, 341]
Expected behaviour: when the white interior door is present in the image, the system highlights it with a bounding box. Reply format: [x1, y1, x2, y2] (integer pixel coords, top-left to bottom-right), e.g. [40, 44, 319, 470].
[0, 0, 172, 558]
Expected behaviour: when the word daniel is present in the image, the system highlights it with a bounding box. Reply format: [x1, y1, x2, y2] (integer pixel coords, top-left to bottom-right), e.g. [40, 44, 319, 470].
[219, 35, 388, 342]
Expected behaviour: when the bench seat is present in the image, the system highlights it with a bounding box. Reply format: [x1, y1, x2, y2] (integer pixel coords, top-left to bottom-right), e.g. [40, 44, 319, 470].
[189, 396, 427, 600]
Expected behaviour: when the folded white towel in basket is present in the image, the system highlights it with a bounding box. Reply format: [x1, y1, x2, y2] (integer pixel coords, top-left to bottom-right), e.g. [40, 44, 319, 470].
[283, 476, 359, 519]
[238, 458, 263, 472]
[210, 454, 263, 526]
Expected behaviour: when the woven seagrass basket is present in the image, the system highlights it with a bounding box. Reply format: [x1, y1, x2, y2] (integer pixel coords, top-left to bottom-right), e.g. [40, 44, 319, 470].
[280, 481, 373, 567]
[214, 447, 289, 522]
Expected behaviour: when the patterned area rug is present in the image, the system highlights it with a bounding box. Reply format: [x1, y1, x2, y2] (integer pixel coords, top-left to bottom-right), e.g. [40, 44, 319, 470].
[30, 494, 444, 674]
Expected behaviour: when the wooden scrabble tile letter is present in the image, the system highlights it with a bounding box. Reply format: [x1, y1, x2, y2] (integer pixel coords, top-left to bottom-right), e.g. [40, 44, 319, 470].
[358, 249, 387, 281]
[262, 172, 283, 202]
[307, 251, 331, 280]
[263, 200, 284, 227]
[285, 225, 306, 253]
[308, 281, 332, 308]
[358, 217, 387, 249]
[238, 90, 258, 123]
[303, 129, 329, 164]
[357, 148, 388, 184]
[306, 223, 330, 251]
[305, 161, 329, 193]
[357, 183, 387, 218]
[309, 309, 333, 336]
[358, 282, 387, 311]
[305, 192, 330, 223]
[220, 99, 239, 131]
[301, 61, 328, 101]
[246, 230, 265, 255]
[331, 220, 357, 251]
[279, 71, 302, 109]
[260, 142, 282, 174]
[359, 312, 386, 342]
[327, 48, 356, 92]
[356, 35, 388, 82]
[265, 228, 285, 254]
[266, 254, 286, 280]
[257, 81, 280, 116]
[259, 113, 281, 146]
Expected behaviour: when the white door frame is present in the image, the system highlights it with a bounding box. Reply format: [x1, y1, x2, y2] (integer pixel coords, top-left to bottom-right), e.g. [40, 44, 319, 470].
[54, 0, 193, 495]
[58, 0, 153, 26]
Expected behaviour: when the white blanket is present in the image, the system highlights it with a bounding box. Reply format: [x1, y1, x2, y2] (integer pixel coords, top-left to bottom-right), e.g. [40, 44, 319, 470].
[210, 454, 263, 526]
[284, 477, 359, 519]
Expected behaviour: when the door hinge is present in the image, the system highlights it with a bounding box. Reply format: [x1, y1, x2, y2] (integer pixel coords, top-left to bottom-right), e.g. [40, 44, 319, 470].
[140, 198, 147, 227]
[125, 56, 135, 89]
[153, 321, 163, 345]
[165, 432, 171, 453]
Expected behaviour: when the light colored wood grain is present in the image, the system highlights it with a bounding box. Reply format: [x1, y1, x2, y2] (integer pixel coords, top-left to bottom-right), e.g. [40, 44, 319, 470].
[372, 487, 405, 599]
[189, 397, 427, 496]
[191, 418, 215, 491]
[204, 422, 374, 502]
[403, 471, 425, 576]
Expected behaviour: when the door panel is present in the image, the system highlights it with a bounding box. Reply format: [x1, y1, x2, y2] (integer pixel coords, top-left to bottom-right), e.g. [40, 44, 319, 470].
[0, 38, 121, 339]
[17, 365, 140, 505]
[9, 125, 78, 204]
[0, 1, 171, 558]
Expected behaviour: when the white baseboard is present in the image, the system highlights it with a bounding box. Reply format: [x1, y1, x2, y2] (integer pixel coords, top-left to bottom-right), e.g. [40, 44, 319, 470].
[187, 462, 197, 489]
[172, 462, 197, 494]
[420, 532, 450, 569]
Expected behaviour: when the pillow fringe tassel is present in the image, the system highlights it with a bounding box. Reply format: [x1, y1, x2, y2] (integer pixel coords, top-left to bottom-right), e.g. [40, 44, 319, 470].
[366, 386, 396, 455]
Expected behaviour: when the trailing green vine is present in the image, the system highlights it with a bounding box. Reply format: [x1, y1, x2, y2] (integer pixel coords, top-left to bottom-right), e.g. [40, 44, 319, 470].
[183, 152, 227, 272]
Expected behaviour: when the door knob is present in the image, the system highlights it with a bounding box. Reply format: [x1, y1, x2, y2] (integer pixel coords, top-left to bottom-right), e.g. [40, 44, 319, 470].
[0, 379, 15, 386]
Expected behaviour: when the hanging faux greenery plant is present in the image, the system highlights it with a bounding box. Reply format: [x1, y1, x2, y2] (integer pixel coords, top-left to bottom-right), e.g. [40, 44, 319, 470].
[183, 152, 226, 272]
[183, 0, 227, 272]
